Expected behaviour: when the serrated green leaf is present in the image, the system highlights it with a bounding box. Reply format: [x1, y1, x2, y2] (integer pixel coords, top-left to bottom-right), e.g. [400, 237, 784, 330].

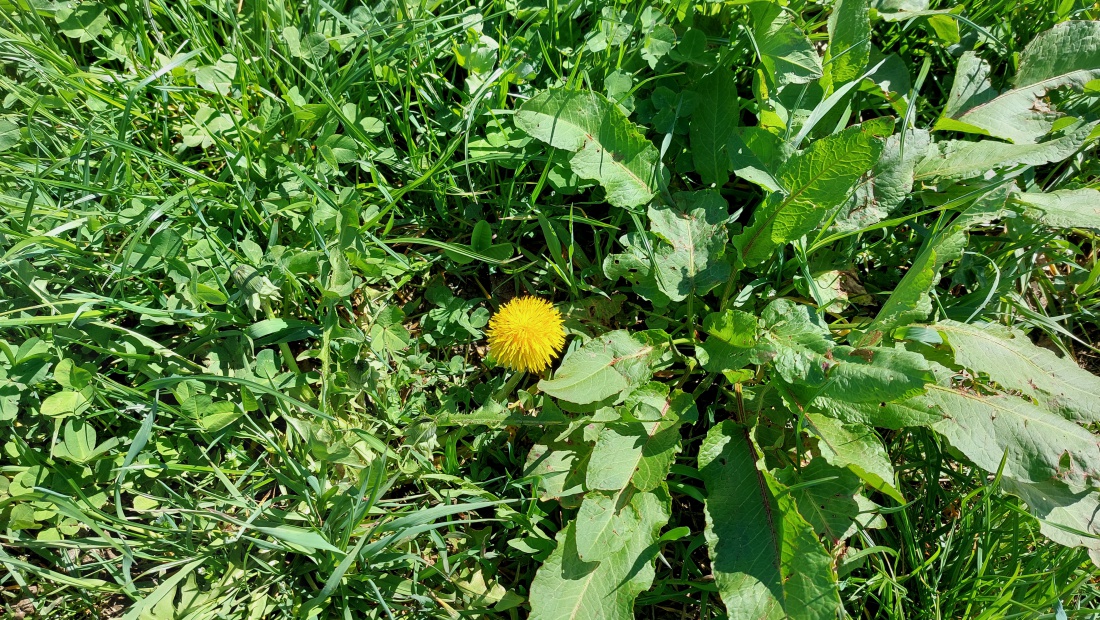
[573, 486, 670, 564]
[539, 331, 665, 405]
[1015, 189, 1100, 230]
[832, 129, 930, 232]
[754, 299, 832, 386]
[805, 413, 903, 502]
[752, 2, 823, 88]
[691, 71, 740, 186]
[696, 309, 759, 373]
[604, 191, 731, 305]
[815, 345, 933, 403]
[529, 488, 670, 620]
[525, 430, 592, 504]
[734, 122, 885, 266]
[515, 89, 667, 208]
[586, 391, 692, 492]
[700, 421, 841, 619]
[914, 121, 1096, 181]
[935, 320, 1100, 423]
[936, 21, 1100, 143]
[1002, 478, 1100, 568]
[928, 385, 1100, 489]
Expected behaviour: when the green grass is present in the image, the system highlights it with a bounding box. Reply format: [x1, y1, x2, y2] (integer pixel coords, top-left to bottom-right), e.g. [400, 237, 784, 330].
[1, 0, 1100, 617]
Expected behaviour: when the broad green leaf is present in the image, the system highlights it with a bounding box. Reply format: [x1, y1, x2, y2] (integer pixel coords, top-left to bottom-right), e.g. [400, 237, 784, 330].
[574, 486, 669, 563]
[55, 3, 110, 41]
[696, 309, 758, 373]
[529, 488, 670, 620]
[914, 121, 1096, 181]
[369, 306, 411, 360]
[539, 332, 666, 406]
[525, 430, 592, 504]
[585, 391, 693, 492]
[937, 21, 1100, 143]
[604, 191, 731, 305]
[199, 406, 244, 433]
[728, 127, 790, 192]
[928, 385, 1100, 489]
[935, 320, 1100, 423]
[1002, 478, 1100, 568]
[700, 421, 841, 620]
[752, 2, 823, 88]
[814, 345, 933, 403]
[54, 358, 93, 390]
[774, 458, 882, 543]
[540, 351, 625, 405]
[0, 118, 20, 153]
[755, 299, 832, 386]
[832, 129, 930, 232]
[758, 299, 932, 403]
[1015, 189, 1100, 230]
[322, 134, 357, 164]
[587, 419, 681, 491]
[691, 71, 740, 185]
[56, 419, 96, 463]
[734, 121, 886, 266]
[806, 393, 943, 429]
[194, 55, 237, 95]
[641, 24, 676, 69]
[805, 414, 903, 503]
[515, 89, 667, 208]
[40, 390, 89, 418]
[824, 0, 871, 88]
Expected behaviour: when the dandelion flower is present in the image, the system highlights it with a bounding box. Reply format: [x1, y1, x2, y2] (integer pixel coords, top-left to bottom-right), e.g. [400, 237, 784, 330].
[487, 296, 565, 373]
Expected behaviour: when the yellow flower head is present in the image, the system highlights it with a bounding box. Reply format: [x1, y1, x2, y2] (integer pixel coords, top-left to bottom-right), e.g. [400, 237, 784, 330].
[487, 296, 565, 373]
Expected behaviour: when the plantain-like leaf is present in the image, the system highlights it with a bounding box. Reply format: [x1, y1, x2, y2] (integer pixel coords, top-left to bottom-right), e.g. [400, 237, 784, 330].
[515, 89, 667, 208]
[734, 120, 887, 266]
[914, 121, 1096, 181]
[1001, 478, 1100, 568]
[927, 386, 1100, 490]
[586, 391, 694, 493]
[700, 421, 841, 619]
[1015, 188, 1100, 230]
[935, 320, 1100, 423]
[539, 331, 667, 405]
[528, 488, 671, 620]
[935, 22, 1100, 144]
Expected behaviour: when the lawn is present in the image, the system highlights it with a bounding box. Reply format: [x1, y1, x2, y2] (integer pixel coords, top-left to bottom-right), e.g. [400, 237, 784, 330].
[2, 0, 1100, 618]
